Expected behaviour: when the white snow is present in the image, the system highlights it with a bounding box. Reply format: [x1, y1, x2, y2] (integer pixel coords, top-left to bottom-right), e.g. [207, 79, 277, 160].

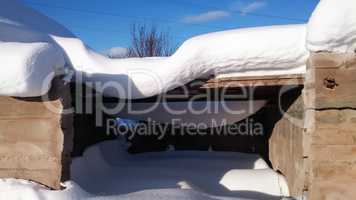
[62, 24, 308, 98]
[0, 0, 71, 97]
[103, 47, 129, 58]
[0, 42, 64, 96]
[1, 0, 356, 97]
[307, 0, 356, 53]
[0, 0, 308, 98]
[0, 139, 290, 200]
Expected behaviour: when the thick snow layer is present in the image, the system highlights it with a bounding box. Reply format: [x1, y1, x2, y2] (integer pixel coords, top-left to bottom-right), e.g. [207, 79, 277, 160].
[62, 24, 308, 98]
[4, 0, 356, 98]
[307, 0, 356, 53]
[0, 42, 64, 96]
[103, 47, 129, 58]
[0, 0, 71, 97]
[0, 0, 308, 98]
[0, 139, 290, 200]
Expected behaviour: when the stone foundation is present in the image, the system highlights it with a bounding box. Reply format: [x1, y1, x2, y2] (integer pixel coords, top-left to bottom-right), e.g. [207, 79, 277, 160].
[0, 78, 73, 189]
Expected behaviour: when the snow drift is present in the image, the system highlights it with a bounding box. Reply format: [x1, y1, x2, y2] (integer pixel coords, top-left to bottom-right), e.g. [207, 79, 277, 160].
[70, 24, 308, 98]
[307, 0, 356, 53]
[1, 0, 356, 98]
[103, 47, 129, 58]
[0, 139, 290, 200]
[0, 0, 73, 96]
[0, 0, 309, 98]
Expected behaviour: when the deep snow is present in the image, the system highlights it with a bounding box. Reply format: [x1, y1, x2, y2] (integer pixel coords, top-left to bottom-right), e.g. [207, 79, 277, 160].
[59, 24, 308, 99]
[0, 0, 70, 97]
[307, 0, 356, 53]
[103, 47, 129, 58]
[0, 139, 290, 200]
[1, 0, 356, 98]
[0, 0, 309, 98]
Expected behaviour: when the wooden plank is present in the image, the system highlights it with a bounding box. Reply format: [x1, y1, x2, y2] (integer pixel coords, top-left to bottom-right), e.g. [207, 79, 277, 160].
[268, 93, 307, 196]
[311, 68, 356, 108]
[101, 74, 304, 103]
[308, 162, 356, 200]
[209, 74, 305, 82]
[202, 74, 304, 88]
[0, 77, 72, 189]
[305, 53, 356, 200]
[305, 53, 356, 109]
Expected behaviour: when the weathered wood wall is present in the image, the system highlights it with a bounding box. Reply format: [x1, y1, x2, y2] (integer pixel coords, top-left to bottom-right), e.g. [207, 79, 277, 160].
[269, 53, 356, 199]
[0, 78, 73, 189]
[268, 92, 307, 197]
[304, 53, 356, 200]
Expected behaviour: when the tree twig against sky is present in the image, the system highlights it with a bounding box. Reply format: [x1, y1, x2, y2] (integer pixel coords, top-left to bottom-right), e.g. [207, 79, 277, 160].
[128, 23, 175, 57]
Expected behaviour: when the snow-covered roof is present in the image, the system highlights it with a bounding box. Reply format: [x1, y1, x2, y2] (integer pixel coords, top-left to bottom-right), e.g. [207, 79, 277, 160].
[0, 0, 354, 98]
[307, 0, 356, 53]
[103, 47, 129, 58]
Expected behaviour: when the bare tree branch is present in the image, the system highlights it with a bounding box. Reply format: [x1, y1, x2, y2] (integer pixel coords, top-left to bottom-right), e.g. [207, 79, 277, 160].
[128, 23, 175, 57]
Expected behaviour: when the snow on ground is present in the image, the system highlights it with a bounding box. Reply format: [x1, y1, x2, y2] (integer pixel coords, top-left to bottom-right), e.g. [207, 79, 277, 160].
[0, 139, 290, 200]
[1, 0, 308, 98]
[307, 0, 356, 53]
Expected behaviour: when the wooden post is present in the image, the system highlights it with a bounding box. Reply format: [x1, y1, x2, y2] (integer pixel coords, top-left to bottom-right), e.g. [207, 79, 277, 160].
[0, 78, 73, 189]
[268, 89, 307, 197]
[305, 53, 356, 199]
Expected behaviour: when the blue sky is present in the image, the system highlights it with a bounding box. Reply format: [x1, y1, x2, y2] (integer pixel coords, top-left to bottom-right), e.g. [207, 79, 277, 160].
[23, 0, 319, 51]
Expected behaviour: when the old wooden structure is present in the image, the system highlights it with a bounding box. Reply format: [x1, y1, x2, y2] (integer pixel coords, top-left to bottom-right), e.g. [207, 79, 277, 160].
[0, 52, 355, 199]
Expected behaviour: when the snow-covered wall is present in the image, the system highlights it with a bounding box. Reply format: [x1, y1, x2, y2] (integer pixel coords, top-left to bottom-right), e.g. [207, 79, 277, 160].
[307, 0, 356, 53]
[0, 0, 71, 97]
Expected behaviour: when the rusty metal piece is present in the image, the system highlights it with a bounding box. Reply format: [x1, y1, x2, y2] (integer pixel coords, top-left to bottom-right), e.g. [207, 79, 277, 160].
[323, 77, 338, 89]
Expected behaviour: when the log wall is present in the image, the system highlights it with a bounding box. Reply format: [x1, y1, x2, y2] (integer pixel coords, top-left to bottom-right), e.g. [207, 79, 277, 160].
[269, 53, 356, 199]
[0, 78, 73, 189]
[269, 92, 307, 197]
[304, 53, 356, 200]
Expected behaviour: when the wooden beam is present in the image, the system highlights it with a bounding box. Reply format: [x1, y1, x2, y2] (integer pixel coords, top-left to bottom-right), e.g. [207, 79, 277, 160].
[98, 74, 305, 103]
[201, 74, 304, 88]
